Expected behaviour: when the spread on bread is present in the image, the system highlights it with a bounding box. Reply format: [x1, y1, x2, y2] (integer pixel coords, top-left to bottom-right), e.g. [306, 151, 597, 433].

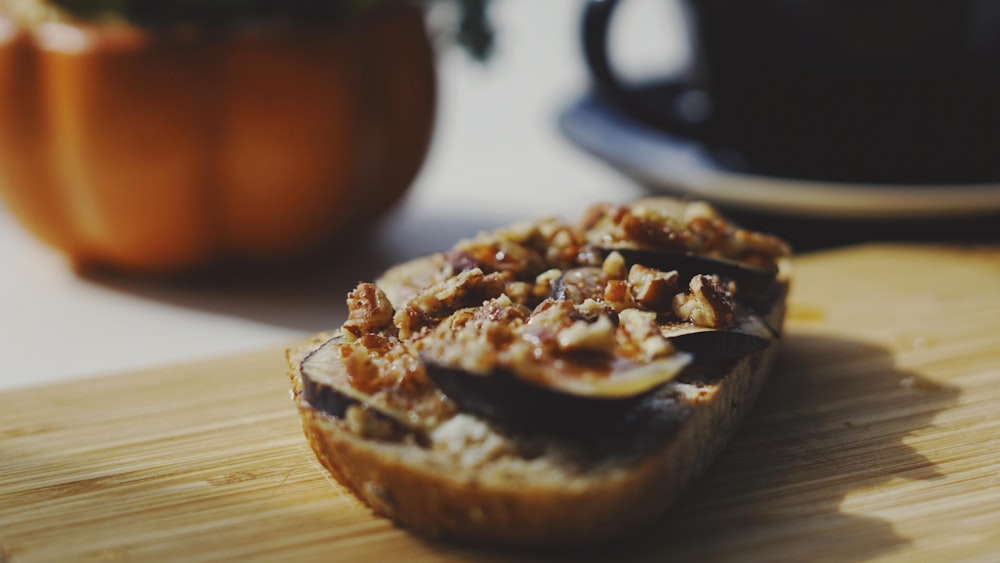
[288, 197, 791, 547]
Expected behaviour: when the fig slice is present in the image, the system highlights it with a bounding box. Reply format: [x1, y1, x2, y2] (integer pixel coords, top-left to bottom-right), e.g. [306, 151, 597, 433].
[599, 247, 778, 307]
[299, 335, 450, 430]
[299, 336, 366, 415]
[422, 351, 692, 432]
[300, 321, 772, 433]
[421, 322, 772, 432]
[661, 323, 771, 364]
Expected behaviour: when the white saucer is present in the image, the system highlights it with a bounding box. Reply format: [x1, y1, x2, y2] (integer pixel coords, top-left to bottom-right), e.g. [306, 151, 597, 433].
[559, 92, 1000, 219]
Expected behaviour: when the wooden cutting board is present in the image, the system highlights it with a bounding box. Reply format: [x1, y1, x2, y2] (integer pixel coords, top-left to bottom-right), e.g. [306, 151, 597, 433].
[2, 243, 999, 562]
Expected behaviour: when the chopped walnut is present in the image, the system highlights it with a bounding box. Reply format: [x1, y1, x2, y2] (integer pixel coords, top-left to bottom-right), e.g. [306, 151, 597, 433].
[601, 250, 628, 279]
[724, 228, 792, 268]
[453, 232, 547, 279]
[627, 264, 679, 312]
[618, 207, 690, 252]
[416, 295, 530, 374]
[442, 250, 480, 274]
[574, 245, 605, 267]
[509, 299, 583, 360]
[509, 270, 560, 309]
[394, 268, 506, 339]
[556, 267, 608, 304]
[503, 281, 534, 307]
[576, 298, 610, 321]
[479, 293, 532, 324]
[580, 199, 790, 271]
[557, 315, 616, 355]
[673, 274, 735, 329]
[684, 217, 728, 254]
[682, 200, 721, 224]
[340, 334, 428, 394]
[342, 283, 395, 340]
[617, 309, 673, 360]
[495, 221, 542, 245]
[525, 298, 578, 331]
[535, 268, 563, 289]
[538, 220, 585, 269]
[603, 279, 637, 312]
[549, 228, 576, 257]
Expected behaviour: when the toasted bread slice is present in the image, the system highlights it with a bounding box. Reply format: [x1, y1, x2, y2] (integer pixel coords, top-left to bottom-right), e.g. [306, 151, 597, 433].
[288, 198, 791, 547]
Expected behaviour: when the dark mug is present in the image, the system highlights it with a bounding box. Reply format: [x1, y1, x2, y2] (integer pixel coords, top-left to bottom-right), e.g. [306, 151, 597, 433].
[583, 0, 1000, 184]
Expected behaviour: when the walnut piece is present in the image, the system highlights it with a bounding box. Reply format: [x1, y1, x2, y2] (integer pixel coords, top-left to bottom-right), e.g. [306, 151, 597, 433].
[603, 279, 637, 312]
[672, 274, 735, 329]
[452, 232, 547, 279]
[416, 295, 529, 374]
[627, 264, 679, 312]
[582, 200, 790, 270]
[342, 282, 395, 340]
[617, 309, 673, 360]
[601, 250, 628, 279]
[394, 268, 506, 339]
[557, 315, 616, 355]
[724, 228, 793, 268]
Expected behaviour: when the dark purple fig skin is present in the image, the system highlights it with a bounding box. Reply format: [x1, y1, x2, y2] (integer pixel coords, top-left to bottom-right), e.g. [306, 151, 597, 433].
[301, 369, 357, 418]
[299, 336, 406, 429]
[299, 336, 359, 418]
[665, 328, 769, 364]
[423, 359, 663, 433]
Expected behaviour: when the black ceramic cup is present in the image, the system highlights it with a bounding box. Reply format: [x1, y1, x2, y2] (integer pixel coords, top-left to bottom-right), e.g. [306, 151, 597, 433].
[584, 0, 1000, 184]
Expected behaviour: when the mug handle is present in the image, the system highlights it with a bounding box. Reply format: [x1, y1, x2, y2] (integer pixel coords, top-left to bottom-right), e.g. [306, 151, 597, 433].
[582, 0, 709, 140]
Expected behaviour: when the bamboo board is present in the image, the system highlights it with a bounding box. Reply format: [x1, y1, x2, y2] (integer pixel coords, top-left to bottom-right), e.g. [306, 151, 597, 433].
[1, 243, 999, 562]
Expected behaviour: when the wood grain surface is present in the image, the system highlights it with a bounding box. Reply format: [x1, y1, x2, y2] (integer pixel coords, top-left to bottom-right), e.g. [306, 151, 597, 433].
[1, 243, 998, 562]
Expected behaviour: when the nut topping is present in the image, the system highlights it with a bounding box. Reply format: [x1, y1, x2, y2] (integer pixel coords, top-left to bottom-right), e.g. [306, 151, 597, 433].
[394, 268, 507, 339]
[557, 315, 616, 355]
[304, 198, 788, 431]
[343, 283, 395, 340]
[627, 264, 679, 312]
[673, 274, 735, 329]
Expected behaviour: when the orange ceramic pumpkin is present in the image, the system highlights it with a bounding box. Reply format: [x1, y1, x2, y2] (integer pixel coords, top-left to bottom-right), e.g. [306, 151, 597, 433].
[0, 2, 435, 273]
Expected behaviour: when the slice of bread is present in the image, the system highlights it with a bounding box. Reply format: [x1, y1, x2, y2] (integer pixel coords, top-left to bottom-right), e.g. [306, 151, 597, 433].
[287, 198, 791, 548]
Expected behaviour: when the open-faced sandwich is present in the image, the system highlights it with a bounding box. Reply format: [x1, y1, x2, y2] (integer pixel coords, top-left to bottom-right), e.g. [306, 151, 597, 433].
[287, 197, 792, 548]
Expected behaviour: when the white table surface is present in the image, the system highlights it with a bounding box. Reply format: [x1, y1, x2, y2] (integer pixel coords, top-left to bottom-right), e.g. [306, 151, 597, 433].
[0, 0, 687, 391]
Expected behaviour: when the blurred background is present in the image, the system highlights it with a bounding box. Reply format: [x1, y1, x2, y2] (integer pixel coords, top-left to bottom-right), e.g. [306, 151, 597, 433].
[1, 0, 998, 389]
[0, 0, 670, 387]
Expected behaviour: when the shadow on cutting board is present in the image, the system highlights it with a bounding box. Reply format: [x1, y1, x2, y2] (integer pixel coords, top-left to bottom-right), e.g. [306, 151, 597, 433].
[436, 333, 961, 562]
[610, 333, 958, 561]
